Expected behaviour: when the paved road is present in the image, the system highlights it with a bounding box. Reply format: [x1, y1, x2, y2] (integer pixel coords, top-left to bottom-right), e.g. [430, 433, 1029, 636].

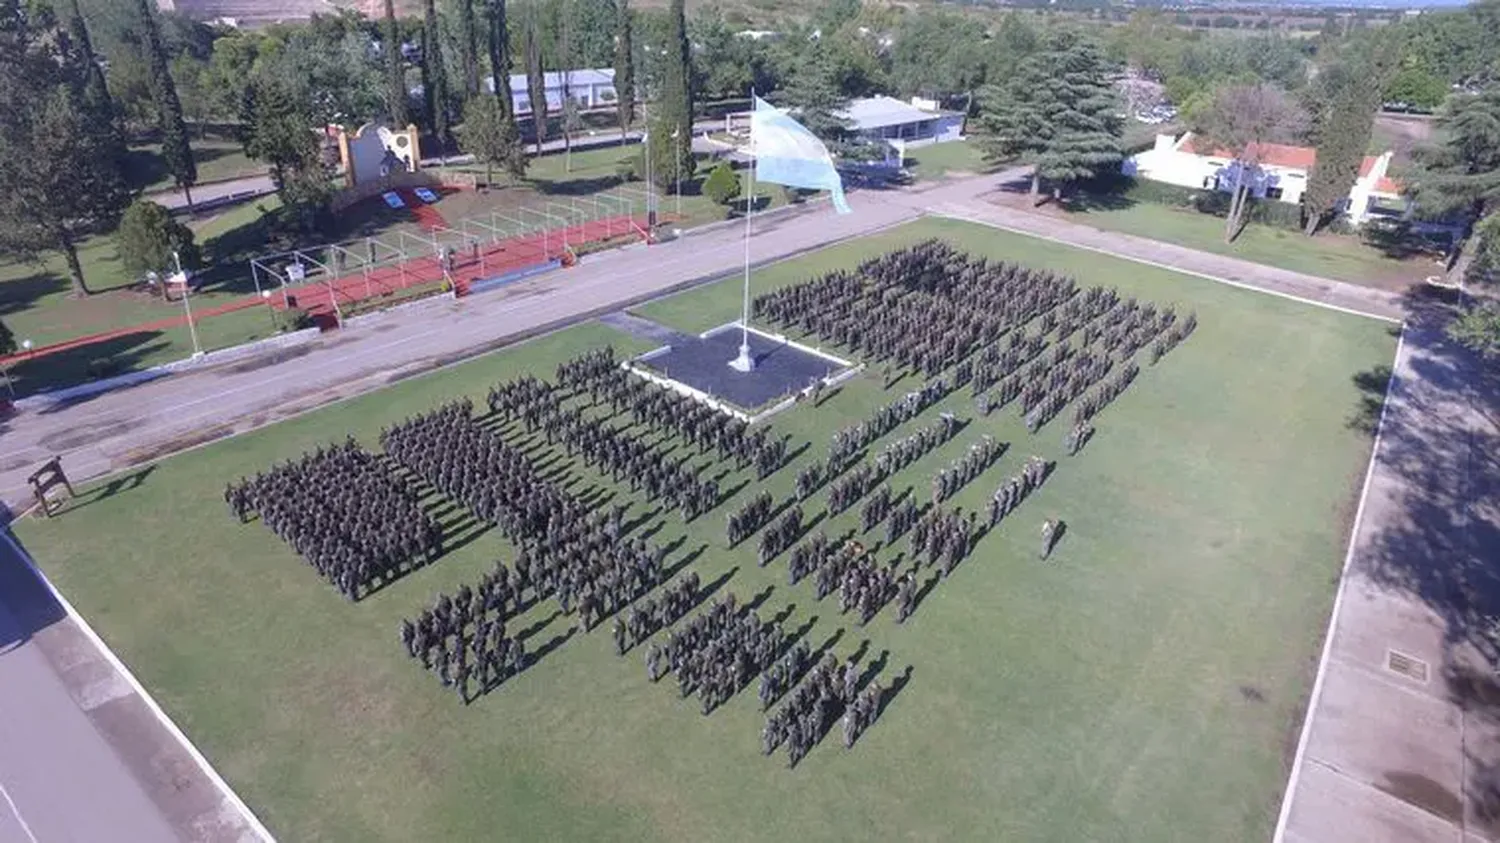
[1276, 304, 1500, 843]
[0, 166, 1433, 841]
[0, 533, 259, 842]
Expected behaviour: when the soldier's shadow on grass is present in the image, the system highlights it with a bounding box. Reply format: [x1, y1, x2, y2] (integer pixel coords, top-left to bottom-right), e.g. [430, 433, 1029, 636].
[56, 465, 155, 515]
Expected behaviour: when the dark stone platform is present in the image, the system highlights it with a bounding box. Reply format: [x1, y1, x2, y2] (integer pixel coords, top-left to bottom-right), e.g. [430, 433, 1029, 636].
[638, 326, 851, 411]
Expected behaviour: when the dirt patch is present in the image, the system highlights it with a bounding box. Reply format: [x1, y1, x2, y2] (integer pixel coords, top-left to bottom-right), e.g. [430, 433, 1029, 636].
[1377, 771, 1463, 823]
[40, 418, 146, 452]
[117, 422, 235, 467]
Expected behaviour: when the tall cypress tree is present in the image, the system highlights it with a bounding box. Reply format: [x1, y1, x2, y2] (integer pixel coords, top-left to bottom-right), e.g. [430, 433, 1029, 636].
[62, 0, 113, 120]
[422, 0, 452, 147]
[613, 0, 634, 137]
[132, 0, 197, 211]
[456, 0, 481, 98]
[487, 0, 515, 120]
[384, 0, 409, 126]
[524, 5, 548, 153]
[1304, 52, 1392, 235]
[645, 0, 693, 189]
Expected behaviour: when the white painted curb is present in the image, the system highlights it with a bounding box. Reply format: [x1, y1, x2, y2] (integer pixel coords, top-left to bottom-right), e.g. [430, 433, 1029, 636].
[1270, 322, 1407, 842]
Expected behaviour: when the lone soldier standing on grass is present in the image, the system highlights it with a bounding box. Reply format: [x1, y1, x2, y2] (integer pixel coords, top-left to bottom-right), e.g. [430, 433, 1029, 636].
[1040, 519, 1058, 560]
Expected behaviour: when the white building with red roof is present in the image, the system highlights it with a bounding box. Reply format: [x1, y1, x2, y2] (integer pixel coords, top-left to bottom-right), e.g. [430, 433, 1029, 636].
[1124, 132, 1407, 226]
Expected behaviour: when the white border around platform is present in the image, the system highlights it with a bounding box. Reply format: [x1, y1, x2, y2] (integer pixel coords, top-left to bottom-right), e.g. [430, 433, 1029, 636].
[623, 322, 862, 424]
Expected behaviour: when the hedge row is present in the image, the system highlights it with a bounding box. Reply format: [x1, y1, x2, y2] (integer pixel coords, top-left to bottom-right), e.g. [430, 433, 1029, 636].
[1082, 174, 1352, 236]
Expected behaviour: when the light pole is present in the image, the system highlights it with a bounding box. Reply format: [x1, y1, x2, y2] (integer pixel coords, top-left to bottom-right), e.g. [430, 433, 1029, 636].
[261, 289, 278, 333]
[174, 251, 203, 357]
[673, 126, 682, 221]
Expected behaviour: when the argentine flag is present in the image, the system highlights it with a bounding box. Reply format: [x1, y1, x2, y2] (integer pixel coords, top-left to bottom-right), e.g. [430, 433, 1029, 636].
[750, 96, 852, 215]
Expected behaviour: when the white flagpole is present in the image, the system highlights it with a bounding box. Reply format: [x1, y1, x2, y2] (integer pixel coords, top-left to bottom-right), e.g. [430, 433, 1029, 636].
[730, 90, 756, 373]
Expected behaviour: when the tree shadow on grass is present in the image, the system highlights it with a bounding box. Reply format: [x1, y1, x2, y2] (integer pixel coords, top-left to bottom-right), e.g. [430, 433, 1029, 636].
[531, 174, 624, 197]
[0, 271, 70, 317]
[6, 330, 171, 400]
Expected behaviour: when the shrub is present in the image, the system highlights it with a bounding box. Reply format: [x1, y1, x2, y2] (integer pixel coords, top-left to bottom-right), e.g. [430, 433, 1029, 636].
[116, 200, 200, 282]
[702, 160, 742, 208]
[279, 308, 315, 332]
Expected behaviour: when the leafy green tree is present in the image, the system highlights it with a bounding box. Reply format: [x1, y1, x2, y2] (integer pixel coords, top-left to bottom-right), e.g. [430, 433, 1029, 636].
[1447, 302, 1500, 359]
[889, 10, 988, 106]
[421, 0, 453, 146]
[1303, 50, 1394, 235]
[524, 3, 548, 152]
[614, 0, 635, 135]
[0, 5, 130, 297]
[458, 93, 526, 184]
[241, 77, 331, 232]
[1196, 82, 1308, 241]
[1411, 85, 1500, 284]
[384, 0, 410, 125]
[132, 0, 197, 210]
[977, 30, 1124, 203]
[1385, 65, 1448, 111]
[772, 49, 850, 147]
[456, 0, 481, 98]
[701, 160, 741, 209]
[115, 200, 199, 290]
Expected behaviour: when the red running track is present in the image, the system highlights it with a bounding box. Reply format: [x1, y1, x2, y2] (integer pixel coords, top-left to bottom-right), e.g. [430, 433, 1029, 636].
[279, 214, 650, 318]
[0, 214, 649, 367]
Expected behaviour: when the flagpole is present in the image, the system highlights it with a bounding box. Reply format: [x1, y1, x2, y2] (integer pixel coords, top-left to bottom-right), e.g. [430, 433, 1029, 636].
[730, 88, 756, 373]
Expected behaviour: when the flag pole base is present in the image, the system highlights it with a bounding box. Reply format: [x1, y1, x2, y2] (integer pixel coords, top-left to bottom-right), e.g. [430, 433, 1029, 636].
[728, 343, 756, 373]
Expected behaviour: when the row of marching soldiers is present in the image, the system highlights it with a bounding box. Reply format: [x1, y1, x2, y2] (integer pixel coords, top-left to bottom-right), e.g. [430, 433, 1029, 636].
[642, 593, 787, 716]
[762, 652, 885, 766]
[400, 589, 526, 704]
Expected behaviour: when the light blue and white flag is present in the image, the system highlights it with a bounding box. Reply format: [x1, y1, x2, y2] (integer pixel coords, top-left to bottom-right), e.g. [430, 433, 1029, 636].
[750, 96, 851, 215]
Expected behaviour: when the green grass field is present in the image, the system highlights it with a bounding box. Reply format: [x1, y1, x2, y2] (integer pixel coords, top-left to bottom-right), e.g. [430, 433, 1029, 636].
[904, 139, 995, 181]
[15, 217, 1396, 841]
[126, 138, 265, 194]
[1058, 200, 1433, 289]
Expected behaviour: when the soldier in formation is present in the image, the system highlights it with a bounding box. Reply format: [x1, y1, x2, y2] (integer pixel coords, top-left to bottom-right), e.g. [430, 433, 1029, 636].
[225, 437, 441, 600]
[400, 588, 527, 702]
[643, 594, 787, 716]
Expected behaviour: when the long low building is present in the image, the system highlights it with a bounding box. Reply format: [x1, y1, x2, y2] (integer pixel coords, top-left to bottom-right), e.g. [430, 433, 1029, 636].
[1124, 131, 1406, 226]
[483, 68, 618, 118]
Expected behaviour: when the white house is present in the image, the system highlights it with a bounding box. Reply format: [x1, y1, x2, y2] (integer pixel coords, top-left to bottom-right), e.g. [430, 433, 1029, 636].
[481, 68, 618, 117]
[1124, 132, 1406, 226]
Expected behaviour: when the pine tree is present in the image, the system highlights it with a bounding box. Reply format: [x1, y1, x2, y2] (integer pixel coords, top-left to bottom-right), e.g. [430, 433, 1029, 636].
[487, 0, 514, 119]
[613, 0, 635, 136]
[384, 0, 409, 126]
[132, 0, 197, 211]
[977, 31, 1121, 204]
[524, 6, 548, 153]
[1412, 84, 1500, 285]
[1303, 56, 1389, 236]
[422, 0, 452, 148]
[0, 5, 130, 297]
[456, 0, 481, 98]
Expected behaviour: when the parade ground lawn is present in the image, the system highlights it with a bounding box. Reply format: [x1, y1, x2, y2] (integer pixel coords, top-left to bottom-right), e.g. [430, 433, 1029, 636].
[15, 217, 1397, 842]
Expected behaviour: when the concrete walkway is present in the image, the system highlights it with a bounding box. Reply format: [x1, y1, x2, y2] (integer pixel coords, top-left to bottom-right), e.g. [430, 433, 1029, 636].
[1275, 303, 1500, 843]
